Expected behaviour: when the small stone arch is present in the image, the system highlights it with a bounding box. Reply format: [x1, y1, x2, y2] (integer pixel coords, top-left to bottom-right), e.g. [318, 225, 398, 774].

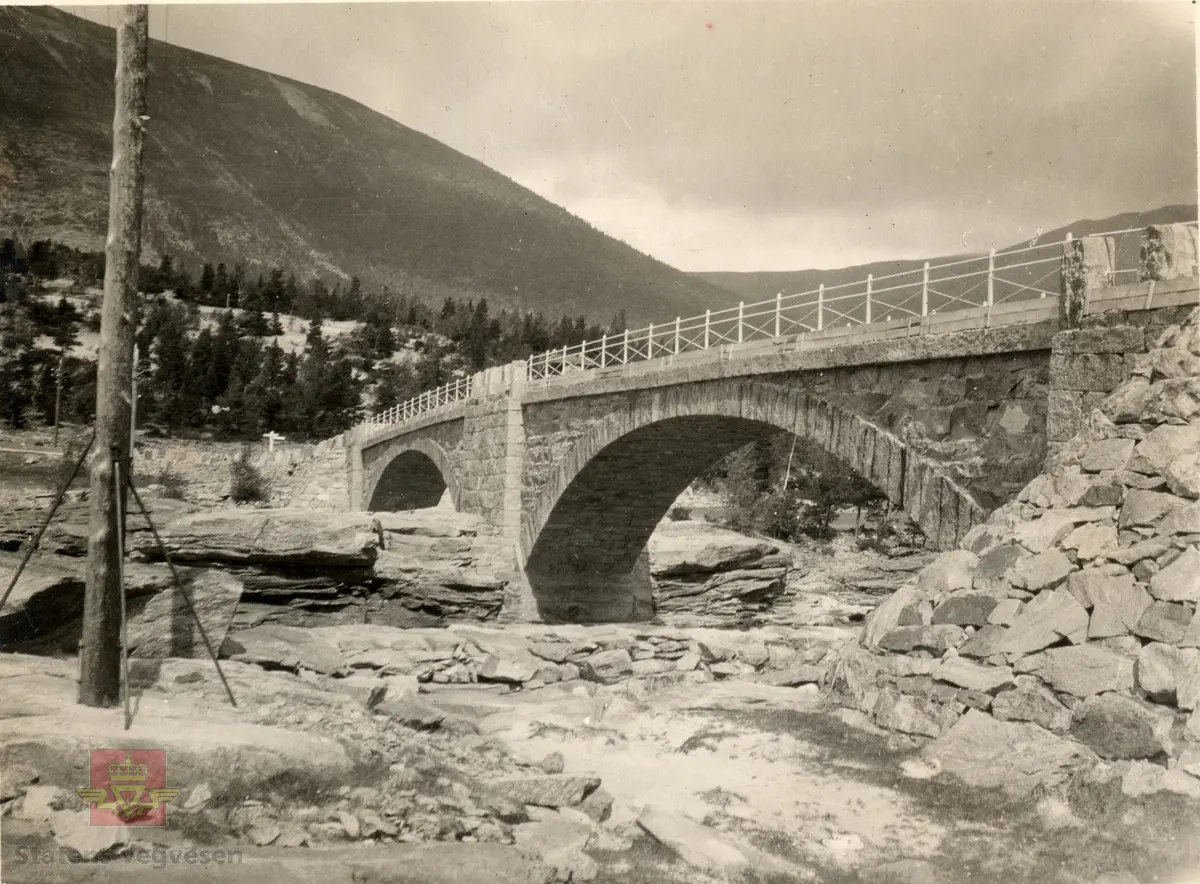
[364, 438, 460, 512]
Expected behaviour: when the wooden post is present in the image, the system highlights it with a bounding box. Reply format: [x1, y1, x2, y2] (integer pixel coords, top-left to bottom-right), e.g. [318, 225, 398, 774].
[774, 292, 782, 337]
[737, 302, 744, 343]
[865, 274, 873, 324]
[817, 285, 824, 331]
[921, 262, 930, 316]
[674, 316, 681, 355]
[600, 333, 607, 368]
[647, 323, 654, 359]
[703, 310, 711, 348]
[80, 5, 149, 709]
[622, 328, 629, 364]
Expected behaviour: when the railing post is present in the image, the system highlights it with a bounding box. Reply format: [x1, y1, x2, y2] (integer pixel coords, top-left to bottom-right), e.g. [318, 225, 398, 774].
[865, 274, 873, 324]
[704, 309, 711, 349]
[1060, 230, 1114, 328]
[647, 323, 654, 359]
[562, 344, 568, 373]
[600, 333, 607, 368]
[817, 285, 824, 331]
[674, 316, 681, 355]
[622, 328, 630, 364]
[1056, 233, 1071, 300]
[921, 262, 930, 316]
[987, 247, 995, 307]
[774, 292, 781, 337]
[737, 302, 744, 343]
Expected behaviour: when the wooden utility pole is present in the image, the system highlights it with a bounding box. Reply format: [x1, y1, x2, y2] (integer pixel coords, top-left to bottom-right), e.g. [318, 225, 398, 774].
[80, 5, 149, 708]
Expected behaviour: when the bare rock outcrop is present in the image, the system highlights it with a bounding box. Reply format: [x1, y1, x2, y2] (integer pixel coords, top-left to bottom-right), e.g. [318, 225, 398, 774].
[0, 552, 240, 658]
[647, 520, 790, 626]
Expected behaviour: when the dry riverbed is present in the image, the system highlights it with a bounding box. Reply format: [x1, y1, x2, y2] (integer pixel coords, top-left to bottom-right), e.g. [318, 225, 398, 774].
[3, 644, 1199, 884]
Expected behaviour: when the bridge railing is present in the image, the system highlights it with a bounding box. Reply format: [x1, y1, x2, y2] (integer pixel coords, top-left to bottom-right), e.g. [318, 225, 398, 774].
[362, 220, 1196, 428]
[365, 374, 473, 427]
[525, 222, 1194, 382]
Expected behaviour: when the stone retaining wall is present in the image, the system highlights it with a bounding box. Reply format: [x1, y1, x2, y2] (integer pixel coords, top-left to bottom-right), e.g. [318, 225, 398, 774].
[132, 437, 318, 507]
[828, 301, 1200, 784]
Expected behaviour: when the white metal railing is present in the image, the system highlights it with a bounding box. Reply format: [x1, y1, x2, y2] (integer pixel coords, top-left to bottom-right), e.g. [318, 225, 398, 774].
[365, 374, 472, 427]
[525, 222, 1196, 382]
[363, 221, 1197, 429]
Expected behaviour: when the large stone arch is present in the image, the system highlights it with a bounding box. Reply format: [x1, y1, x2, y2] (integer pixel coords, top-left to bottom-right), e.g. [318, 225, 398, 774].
[520, 379, 984, 622]
[364, 438, 460, 512]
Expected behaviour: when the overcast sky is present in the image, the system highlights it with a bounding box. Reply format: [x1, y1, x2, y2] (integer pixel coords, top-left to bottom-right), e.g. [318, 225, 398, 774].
[64, 1, 1197, 273]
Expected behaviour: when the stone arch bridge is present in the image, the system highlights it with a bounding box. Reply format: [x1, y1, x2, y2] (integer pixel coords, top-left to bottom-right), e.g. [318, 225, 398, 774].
[287, 226, 1198, 623]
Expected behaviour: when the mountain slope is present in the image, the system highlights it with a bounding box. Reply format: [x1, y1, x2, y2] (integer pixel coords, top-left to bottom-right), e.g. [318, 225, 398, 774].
[695, 206, 1198, 306]
[0, 7, 739, 323]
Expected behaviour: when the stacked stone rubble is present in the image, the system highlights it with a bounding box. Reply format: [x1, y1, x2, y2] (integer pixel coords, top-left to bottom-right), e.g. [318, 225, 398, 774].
[830, 305, 1200, 773]
[219, 621, 843, 693]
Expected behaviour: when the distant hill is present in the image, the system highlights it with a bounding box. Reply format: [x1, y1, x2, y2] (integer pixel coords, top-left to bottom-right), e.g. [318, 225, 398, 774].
[695, 206, 1199, 312]
[0, 7, 738, 324]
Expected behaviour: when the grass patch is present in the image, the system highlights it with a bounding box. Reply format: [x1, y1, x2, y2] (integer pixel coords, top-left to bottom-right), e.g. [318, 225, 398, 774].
[697, 786, 747, 809]
[675, 728, 737, 755]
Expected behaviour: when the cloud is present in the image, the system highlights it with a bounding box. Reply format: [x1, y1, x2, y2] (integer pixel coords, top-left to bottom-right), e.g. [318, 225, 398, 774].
[63, 1, 1197, 271]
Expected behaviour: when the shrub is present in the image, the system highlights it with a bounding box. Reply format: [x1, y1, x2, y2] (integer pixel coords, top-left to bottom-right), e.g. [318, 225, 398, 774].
[153, 464, 188, 500]
[667, 505, 691, 522]
[230, 447, 269, 504]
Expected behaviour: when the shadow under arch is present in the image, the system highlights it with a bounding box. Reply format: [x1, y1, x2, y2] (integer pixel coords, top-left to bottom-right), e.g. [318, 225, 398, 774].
[365, 440, 460, 512]
[520, 379, 983, 623]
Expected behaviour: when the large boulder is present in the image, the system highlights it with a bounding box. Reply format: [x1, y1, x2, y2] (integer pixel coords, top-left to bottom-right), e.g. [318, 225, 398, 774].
[365, 513, 512, 625]
[872, 691, 961, 738]
[923, 709, 1096, 796]
[1070, 693, 1175, 760]
[648, 520, 788, 626]
[990, 676, 1072, 733]
[577, 649, 633, 685]
[994, 589, 1088, 656]
[1015, 645, 1135, 699]
[1135, 643, 1200, 705]
[637, 805, 801, 878]
[1149, 546, 1200, 603]
[487, 776, 600, 808]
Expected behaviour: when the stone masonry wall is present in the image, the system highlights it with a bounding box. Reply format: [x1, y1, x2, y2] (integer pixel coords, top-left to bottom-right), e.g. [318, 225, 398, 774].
[133, 437, 320, 508]
[284, 433, 353, 512]
[1048, 304, 1195, 455]
[457, 398, 515, 522]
